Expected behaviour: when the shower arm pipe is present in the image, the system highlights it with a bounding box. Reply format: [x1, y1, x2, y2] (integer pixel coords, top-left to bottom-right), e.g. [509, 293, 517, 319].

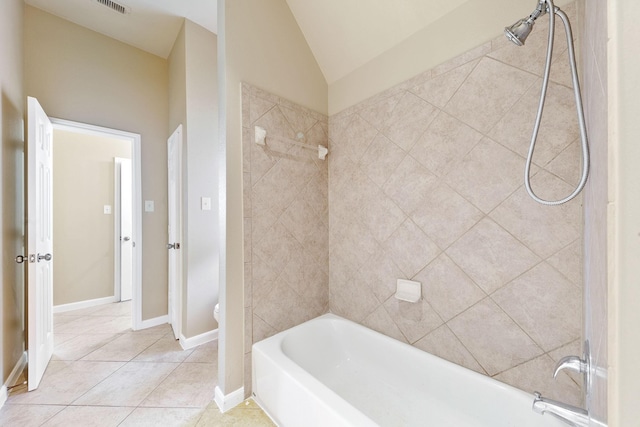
[524, 0, 590, 206]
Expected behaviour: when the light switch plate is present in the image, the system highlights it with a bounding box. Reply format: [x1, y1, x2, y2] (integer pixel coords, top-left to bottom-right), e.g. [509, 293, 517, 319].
[104, 205, 112, 215]
[144, 200, 154, 212]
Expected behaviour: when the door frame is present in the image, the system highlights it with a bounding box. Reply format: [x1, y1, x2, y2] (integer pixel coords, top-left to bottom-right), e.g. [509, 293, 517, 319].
[50, 118, 143, 330]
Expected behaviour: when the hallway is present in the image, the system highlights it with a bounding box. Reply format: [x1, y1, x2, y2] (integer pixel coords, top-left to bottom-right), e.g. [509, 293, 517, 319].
[0, 302, 274, 426]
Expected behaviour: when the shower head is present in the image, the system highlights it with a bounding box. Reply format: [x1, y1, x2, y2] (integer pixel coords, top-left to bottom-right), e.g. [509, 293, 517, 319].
[504, 0, 548, 46]
[504, 18, 534, 46]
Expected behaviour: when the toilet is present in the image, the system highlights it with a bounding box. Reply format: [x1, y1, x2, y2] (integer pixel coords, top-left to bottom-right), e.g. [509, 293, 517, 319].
[214, 303, 220, 322]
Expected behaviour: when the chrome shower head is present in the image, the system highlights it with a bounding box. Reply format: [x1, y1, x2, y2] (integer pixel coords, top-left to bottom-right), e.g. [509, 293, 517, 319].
[504, 0, 548, 46]
[504, 18, 534, 46]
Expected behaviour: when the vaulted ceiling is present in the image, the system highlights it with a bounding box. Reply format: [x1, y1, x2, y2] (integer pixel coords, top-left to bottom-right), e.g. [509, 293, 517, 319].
[23, 0, 550, 85]
[284, 0, 470, 83]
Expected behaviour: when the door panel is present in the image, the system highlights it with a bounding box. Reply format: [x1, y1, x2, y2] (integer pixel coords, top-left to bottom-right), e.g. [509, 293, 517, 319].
[27, 96, 54, 391]
[167, 125, 183, 340]
[115, 158, 133, 302]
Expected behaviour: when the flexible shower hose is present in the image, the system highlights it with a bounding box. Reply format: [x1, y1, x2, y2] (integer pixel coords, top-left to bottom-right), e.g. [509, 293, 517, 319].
[525, 0, 590, 206]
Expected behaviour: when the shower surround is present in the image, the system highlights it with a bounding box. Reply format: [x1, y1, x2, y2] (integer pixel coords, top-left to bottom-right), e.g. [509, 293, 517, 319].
[242, 83, 329, 395]
[328, 3, 583, 405]
[242, 1, 583, 405]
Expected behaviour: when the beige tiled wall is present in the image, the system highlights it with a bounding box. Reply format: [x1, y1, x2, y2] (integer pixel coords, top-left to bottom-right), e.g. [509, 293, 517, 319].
[581, 0, 608, 424]
[328, 3, 584, 404]
[241, 83, 329, 395]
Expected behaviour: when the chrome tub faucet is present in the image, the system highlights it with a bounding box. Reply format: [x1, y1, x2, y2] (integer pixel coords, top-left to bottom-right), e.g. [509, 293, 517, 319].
[532, 343, 591, 427]
[532, 392, 589, 427]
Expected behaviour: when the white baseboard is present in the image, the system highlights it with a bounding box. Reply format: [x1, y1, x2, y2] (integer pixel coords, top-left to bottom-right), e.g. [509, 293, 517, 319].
[53, 296, 117, 313]
[0, 351, 27, 409]
[179, 328, 218, 350]
[137, 315, 169, 330]
[215, 386, 245, 413]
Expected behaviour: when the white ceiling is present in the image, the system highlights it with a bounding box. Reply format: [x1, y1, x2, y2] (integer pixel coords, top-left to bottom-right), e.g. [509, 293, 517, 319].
[24, 0, 218, 59]
[24, 0, 475, 83]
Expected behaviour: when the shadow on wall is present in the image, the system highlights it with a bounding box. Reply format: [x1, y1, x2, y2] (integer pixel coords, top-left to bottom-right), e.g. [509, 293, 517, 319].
[2, 90, 25, 380]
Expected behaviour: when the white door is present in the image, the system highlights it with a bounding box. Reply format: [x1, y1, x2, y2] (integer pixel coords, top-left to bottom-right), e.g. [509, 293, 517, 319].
[115, 157, 133, 302]
[27, 97, 54, 391]
[167, 125, 183, 340]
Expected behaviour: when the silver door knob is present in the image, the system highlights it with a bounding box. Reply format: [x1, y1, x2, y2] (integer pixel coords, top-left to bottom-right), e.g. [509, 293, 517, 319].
[37, 253, 52, 262]
[15, 255, 26, 264]
[122, 236, 131, 242]
[167, 243, 175, 250]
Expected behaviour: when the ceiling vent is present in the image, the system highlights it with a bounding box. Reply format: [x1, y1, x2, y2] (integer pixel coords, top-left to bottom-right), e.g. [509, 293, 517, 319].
[94, 0, 131, 15]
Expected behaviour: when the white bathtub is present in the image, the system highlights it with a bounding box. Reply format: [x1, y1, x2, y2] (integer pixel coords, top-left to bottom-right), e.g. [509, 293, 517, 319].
[252, 313, 568, 427]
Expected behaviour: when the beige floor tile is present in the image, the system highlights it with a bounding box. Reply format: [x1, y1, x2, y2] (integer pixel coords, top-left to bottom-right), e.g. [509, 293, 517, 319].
[5, 303, 247, 426]
[55, 315, 121, 335]
[140, 363, 217, 408]
[52, 333, 121, 361]
[9, 361, 124, 405]
[133, 335, 194, 363]
[54, 332, 78, 347]
[119, 407, 205, 427]
[53, 314, 83, 326]
[41, 405, 133, 427]
[72, 361, 178, 406]
[134, 322, 173, 335]
[58, 304, 111, 317]
[82, 315, 133, 335]
[91, 301, 132, 316]
[81, 332, 164, 362]
[184, 341, 219, 364]
[0, 404, 63, 427]
[197, 399, 275, 427]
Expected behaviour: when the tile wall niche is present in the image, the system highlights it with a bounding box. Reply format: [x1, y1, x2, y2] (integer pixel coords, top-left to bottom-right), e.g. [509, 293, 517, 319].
[581, 0, 608, 423]
[241, 83, 329, 395]
[328, 2, 584, 404]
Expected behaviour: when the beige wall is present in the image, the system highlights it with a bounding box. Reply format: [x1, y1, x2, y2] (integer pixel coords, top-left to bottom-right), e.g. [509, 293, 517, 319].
[608, 1, 640, 425]
[183, 21, 219, 338]
[328, 0, 574, 115]
[25, 6, 170, 320]
[219, 0, 327, 396]
[52, 130, 131, 306]
[242, 83, 329, 395]
[1, 0, 25, 386]
[328, 3, 584, 404]
[169, 20, 219, 339]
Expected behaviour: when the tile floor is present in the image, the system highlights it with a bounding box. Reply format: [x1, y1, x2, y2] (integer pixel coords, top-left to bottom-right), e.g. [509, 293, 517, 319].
[0, 301, 275, 427]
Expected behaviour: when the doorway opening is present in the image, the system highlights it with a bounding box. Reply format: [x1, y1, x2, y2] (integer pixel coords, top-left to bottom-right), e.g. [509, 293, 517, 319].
[50, 118, 143, 330]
